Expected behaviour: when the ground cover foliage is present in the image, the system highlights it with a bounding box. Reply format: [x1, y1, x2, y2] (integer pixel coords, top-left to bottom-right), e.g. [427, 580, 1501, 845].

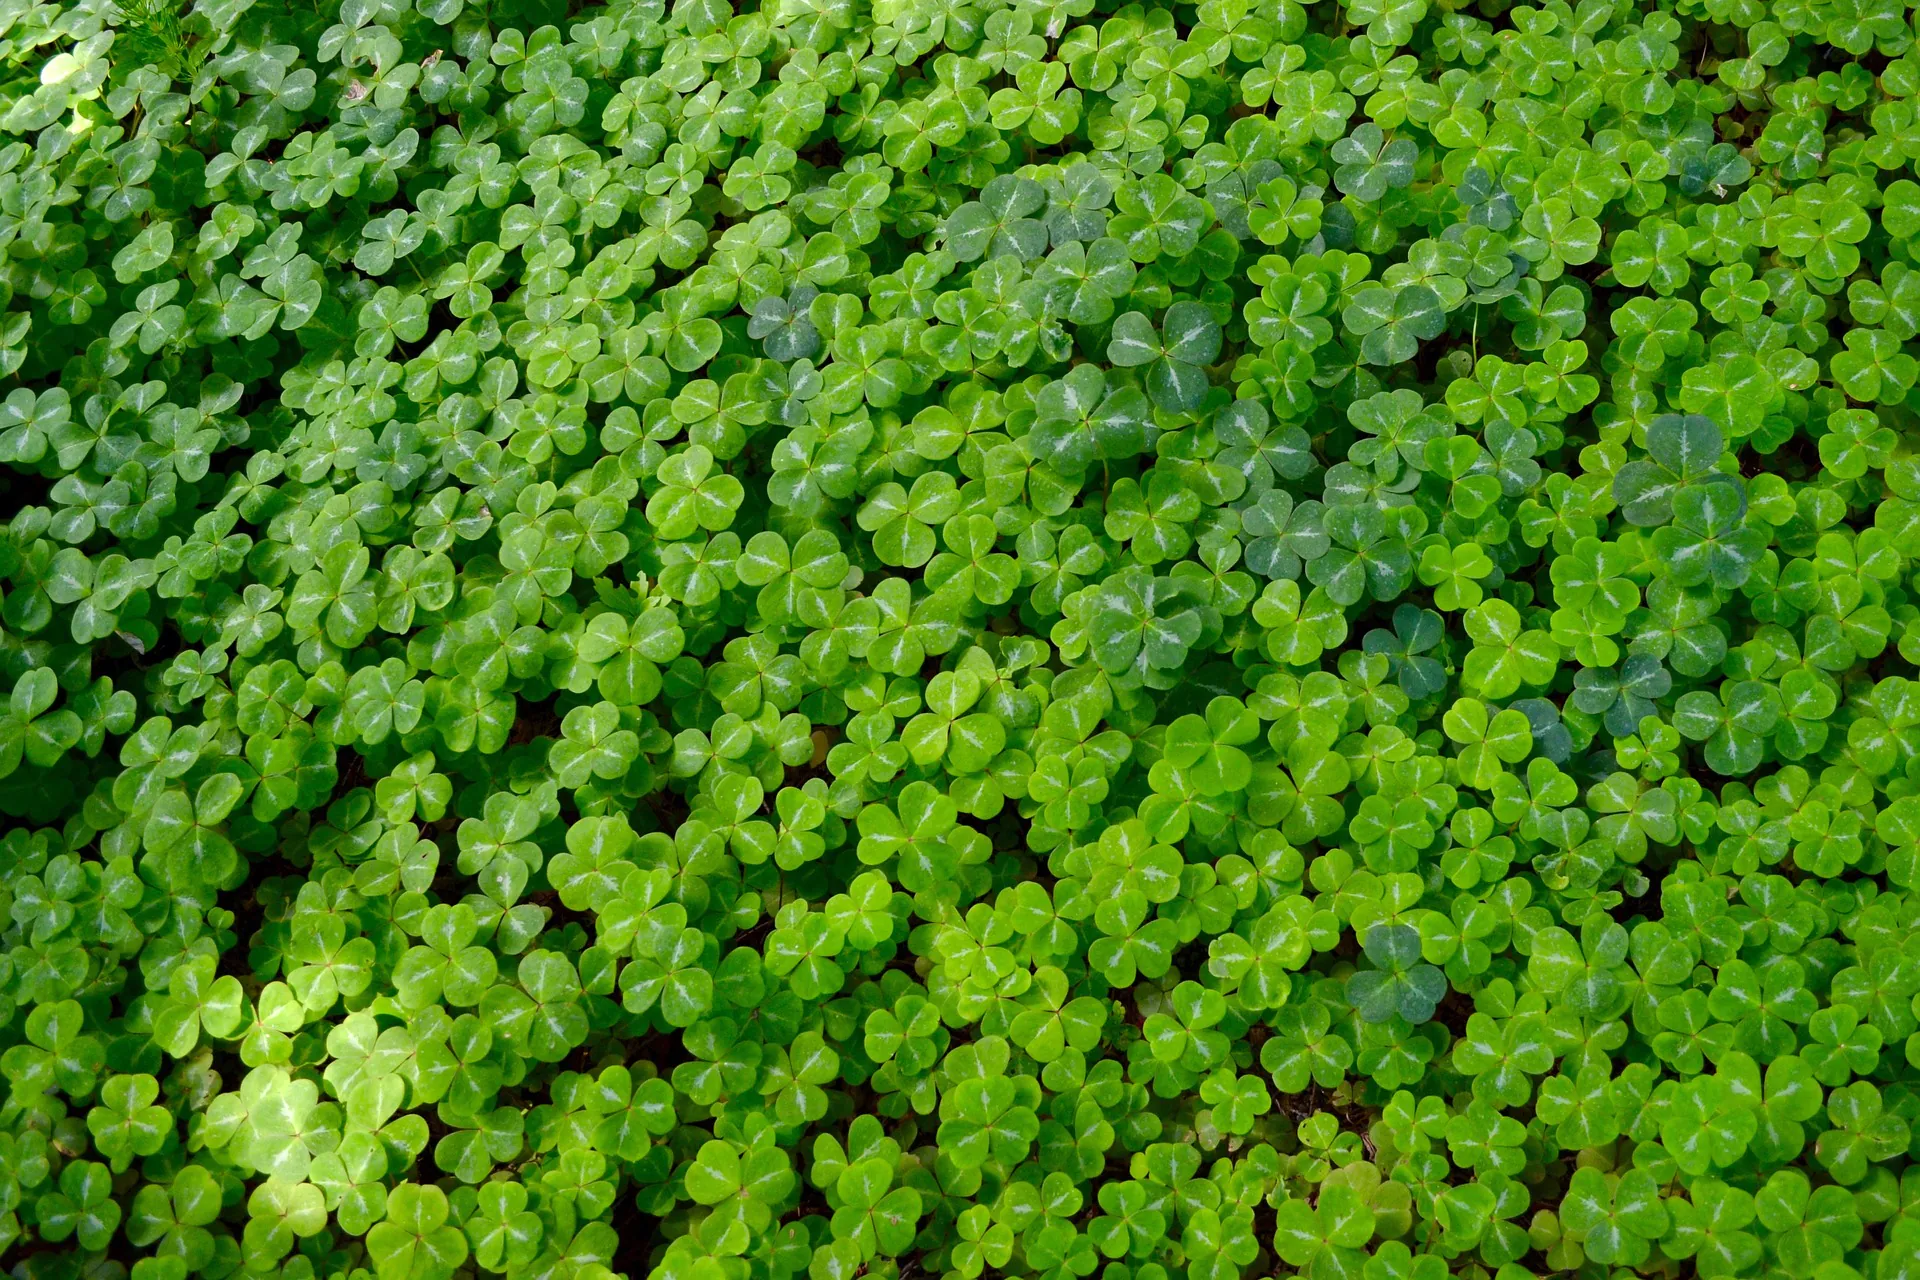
[19, 0, 1920, 1277]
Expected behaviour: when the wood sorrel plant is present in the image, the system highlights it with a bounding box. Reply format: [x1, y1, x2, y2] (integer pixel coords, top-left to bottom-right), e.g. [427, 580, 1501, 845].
[3, 2, 1920, 1280]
